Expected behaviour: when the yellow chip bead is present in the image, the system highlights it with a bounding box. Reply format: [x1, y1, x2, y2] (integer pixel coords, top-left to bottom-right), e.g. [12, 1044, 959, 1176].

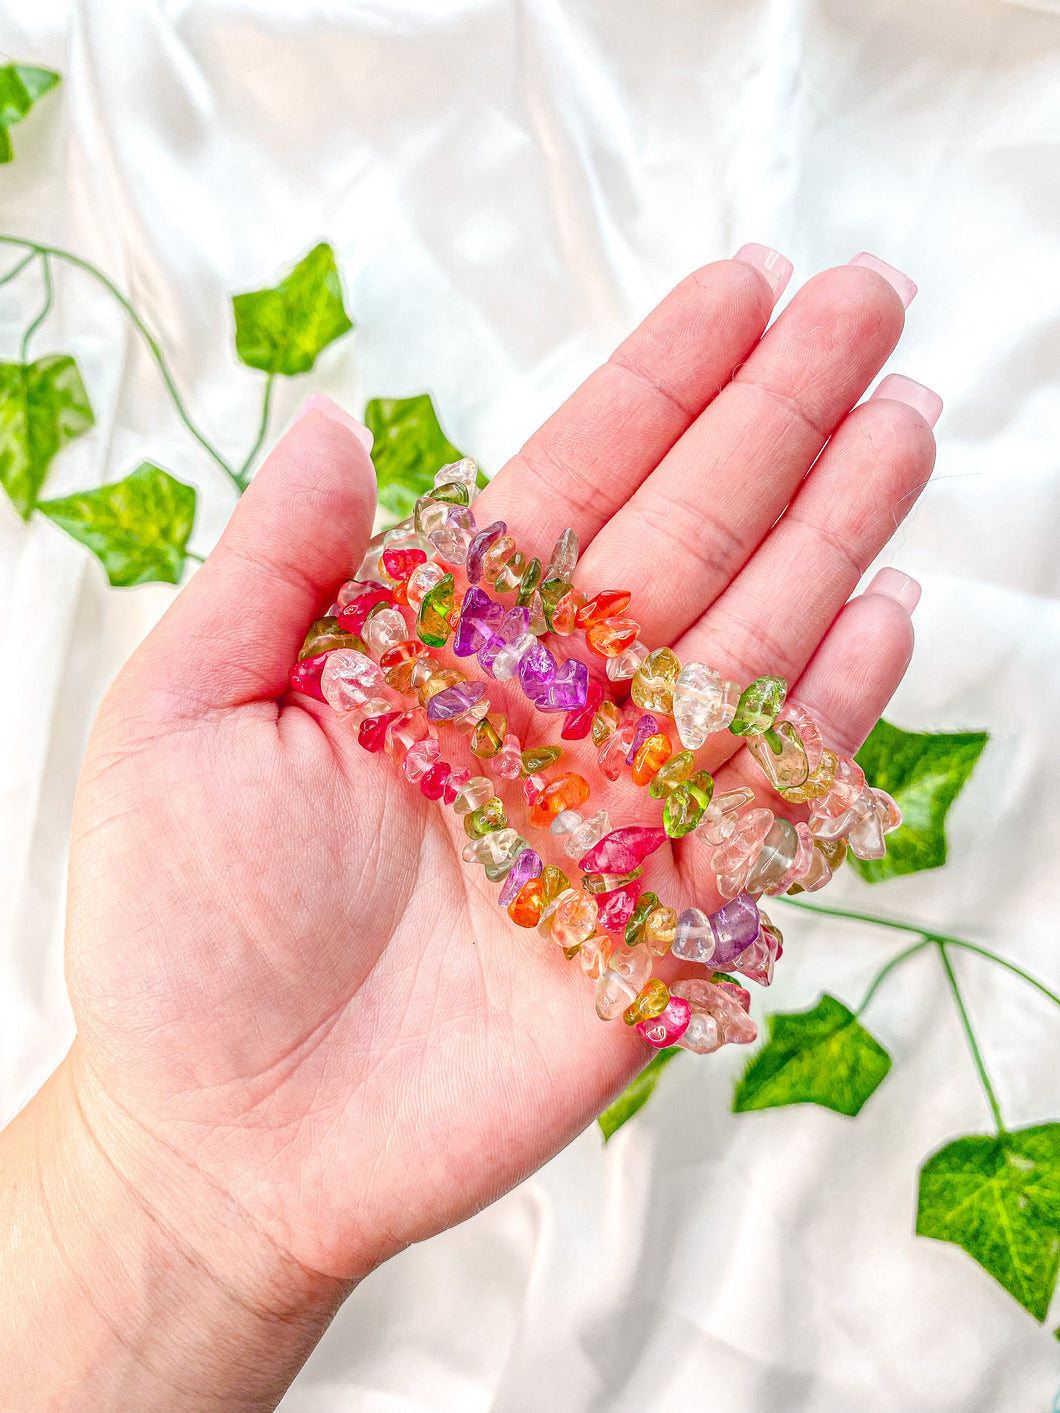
[591, 701, 621, 746]
[630, 647, 681, 715]
[470, 713, 507, 758]
[643, 905, 678, 956]
[623, 979, 670, 1026]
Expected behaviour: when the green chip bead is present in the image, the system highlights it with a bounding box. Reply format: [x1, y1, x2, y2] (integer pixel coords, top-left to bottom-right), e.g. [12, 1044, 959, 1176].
[540, 573, 569, 610]
[521, 744, 562, 776]
[625, 892, 660, 947]
[729, 675, 787, 736]
[648, 748, 696, 799]
[416, 572, 455, 647]
[663, 783, 704, 838]
[516, 557, 543, 605]
[688, 768, 715, 804]
[432, 480, 470, 506]
[464, 797, 508, 838]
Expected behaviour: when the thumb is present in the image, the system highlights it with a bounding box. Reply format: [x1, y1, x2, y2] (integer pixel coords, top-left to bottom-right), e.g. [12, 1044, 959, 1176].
[127, 394, 378, 716]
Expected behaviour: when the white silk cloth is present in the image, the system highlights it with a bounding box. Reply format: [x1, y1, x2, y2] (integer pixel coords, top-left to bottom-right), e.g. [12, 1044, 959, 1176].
[1, 0, 1059, 1408]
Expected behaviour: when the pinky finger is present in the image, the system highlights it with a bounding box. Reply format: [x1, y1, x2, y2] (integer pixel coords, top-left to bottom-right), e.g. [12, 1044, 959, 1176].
[788, 569, 920, 757]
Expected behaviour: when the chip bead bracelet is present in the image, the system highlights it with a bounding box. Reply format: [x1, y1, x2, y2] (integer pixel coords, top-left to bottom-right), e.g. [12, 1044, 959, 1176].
[289, 457, 902, 1054]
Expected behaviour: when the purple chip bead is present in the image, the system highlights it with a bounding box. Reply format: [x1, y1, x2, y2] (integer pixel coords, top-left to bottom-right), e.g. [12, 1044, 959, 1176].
[707, 893, 761, 968]
[626, 713, 659, 765]
[498, 606, 530, 642]
[466, 521, 506, 584]
[454, 587, 504, 657]
[426, 680, 487, 721]
[498, 847, 543, 908]
[535, 657, 589, 712]
[518, 641, 557, 698]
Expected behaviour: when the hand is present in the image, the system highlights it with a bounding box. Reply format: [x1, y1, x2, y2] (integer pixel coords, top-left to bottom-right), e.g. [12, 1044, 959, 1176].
[5, 252, 937, 1409]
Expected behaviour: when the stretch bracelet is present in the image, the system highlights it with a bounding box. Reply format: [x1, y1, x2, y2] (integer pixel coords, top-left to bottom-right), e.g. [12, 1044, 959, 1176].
[288, 457, 901, 1056]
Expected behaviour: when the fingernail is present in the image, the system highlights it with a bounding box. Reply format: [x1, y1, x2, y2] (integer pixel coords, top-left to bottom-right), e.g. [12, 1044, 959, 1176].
[864, 567, 921, 615]
[295, 393, 374, 452]
[733, 243, 794, 301]
[870, 373, 943, 429]
[847, 252, 917, 309]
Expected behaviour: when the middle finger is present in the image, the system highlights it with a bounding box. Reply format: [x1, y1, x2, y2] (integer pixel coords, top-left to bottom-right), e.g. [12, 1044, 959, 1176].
[575, 257, 915, 645]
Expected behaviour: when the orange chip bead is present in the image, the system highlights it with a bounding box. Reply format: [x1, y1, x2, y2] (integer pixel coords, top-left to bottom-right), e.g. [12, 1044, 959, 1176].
[585, 618, 641, 658]
[631, 731, 673, 786]
[508, 877, 546, 928]
[528, 772, 591, 829]
[576, 590, 632, 627]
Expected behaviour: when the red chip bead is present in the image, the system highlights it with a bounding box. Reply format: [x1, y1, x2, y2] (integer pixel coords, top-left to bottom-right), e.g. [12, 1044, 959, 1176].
[575, 590, 632, 628]
[560, 681, 605, 740]
[421, 761, 452, 800]
[383, 546, 427, 581]
[337, 586, 393, 635]
[288, 652, 330, 702]
[597, 880, 642, 933]
[358, 711, 400, 752]
[578, 826, 668, 874]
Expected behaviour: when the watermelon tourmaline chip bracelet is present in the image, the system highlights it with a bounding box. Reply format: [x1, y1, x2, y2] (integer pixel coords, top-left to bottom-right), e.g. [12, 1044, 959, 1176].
[288, 457, 902, 1056]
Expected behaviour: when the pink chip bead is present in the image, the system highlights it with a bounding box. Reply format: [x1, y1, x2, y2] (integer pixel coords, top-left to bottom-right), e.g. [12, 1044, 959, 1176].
[524, 772, 547, 805]
[321, 649, 385, 713]
[444, 766, 471, 806]
[812, 754, 866, 819]
[778, 701, 824, 771]
[403, 737, 441, 784]
[494, 732, 523, 780]
[636, 995, 691, 1049]
[385, 707, 435, 763]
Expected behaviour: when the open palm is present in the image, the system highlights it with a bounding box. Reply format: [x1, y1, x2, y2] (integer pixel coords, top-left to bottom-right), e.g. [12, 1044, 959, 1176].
[63, 253, 936, 1288]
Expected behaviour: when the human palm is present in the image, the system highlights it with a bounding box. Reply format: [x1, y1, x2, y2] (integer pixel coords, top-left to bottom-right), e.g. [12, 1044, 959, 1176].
[63, 254, 935, 1287]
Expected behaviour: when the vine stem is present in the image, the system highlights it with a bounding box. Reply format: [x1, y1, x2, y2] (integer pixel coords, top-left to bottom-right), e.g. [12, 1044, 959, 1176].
[0, 234, 242, 494]
[945, 938, 1060, 1010]
[778, 896, 930, 937]
[185, 550, 206, 565]
[20, 251, 52, 362]
[936, 939, 1006, 1135]
[236, 372, 274, 486]
[855, 938, 933, 1015]
[0, 249, 36, 287]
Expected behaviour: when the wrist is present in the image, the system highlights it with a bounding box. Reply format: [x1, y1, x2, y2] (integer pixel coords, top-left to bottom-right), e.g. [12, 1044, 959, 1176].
[0, 1046, 350, 1412]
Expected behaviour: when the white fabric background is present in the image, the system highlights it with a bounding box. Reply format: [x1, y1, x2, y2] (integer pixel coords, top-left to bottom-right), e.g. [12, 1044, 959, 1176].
[2, 1, 1059, 1407]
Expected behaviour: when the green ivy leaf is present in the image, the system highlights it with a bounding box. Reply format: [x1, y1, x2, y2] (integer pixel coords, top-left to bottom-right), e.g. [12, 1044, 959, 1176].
[39, 462, 196, 587]
[851, 718, 988, 884]
[0, 65, 61, 163]
[917, 1125, 1060, 1321]
[365, 393, 466, 521]
[598, 1049, 681, 1142]
[732, 994, 891, 1117]
[232, 243, 353, 377]
[0, 355, 94, 518]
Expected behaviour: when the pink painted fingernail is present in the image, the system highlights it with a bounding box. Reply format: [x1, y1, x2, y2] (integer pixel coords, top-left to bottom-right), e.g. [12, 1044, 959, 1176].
[864, 567, 921, 615]
[871, 374, 943, 428]
[847, 252, 917, 309]
[295, 393, 374, 452]
[733, 243, 794, 301]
